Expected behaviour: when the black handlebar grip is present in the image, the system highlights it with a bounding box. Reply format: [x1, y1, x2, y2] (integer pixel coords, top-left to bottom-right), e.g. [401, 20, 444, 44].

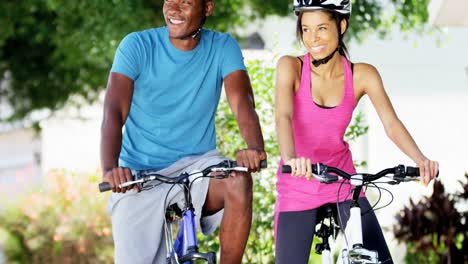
[406, 166, 419, 177]
[407, 167, 440, 178]
[281, 165, 292, 173]
[99, 182, 112, 192]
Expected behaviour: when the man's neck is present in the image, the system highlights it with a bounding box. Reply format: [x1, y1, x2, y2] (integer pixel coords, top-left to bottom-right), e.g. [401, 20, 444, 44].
[169, 31, 202, 51]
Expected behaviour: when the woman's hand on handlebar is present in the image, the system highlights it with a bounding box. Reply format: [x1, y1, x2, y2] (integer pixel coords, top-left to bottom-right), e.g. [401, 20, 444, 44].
[416, 158, 439, 186]
[103, 167, 139, 193]
[236, 148, 267, 172]
[285, 157, 313, 180]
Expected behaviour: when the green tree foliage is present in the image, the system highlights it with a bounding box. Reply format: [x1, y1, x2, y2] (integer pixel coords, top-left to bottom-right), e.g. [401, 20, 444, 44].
[0, 0, 430, 122]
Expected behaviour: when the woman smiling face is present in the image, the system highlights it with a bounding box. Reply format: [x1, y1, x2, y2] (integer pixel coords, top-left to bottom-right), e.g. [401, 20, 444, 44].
[300, 10, 345, 61]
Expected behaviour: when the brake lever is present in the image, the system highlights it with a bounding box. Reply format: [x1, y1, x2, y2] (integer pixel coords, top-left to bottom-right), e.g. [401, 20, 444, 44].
[311, 163, 338, 183]
[402, 176, 419, 182]
[314, 172, 339, 183]
[119, 177, 148, 188]
[211, 167, 248, 172]
[213, 172, 229, 179]
[388, 176, 419, 185]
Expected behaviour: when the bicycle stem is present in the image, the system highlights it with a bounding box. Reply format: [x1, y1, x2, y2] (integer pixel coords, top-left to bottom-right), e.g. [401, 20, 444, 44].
[182, 176, 193, 211]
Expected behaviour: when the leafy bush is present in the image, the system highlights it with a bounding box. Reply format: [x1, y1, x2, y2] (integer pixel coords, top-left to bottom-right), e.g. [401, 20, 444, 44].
[201, 56, 278, 263]
[0, 169, 113, 263]
[393, 174, 468, 263]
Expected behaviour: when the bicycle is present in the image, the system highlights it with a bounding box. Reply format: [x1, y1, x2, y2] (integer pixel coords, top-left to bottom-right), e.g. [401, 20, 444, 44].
[281, 163, 437, 264]
[99, 159, 267, 264]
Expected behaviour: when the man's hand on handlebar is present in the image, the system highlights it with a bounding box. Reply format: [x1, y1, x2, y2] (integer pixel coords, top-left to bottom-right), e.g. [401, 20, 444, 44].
[103, 167, 139, 193]
[236, 148, 267, 172]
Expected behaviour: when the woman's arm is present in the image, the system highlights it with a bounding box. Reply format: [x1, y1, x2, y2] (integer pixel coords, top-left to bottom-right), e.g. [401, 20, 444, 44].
[275, 56, 312, 179]
[355, 63, 439, 184]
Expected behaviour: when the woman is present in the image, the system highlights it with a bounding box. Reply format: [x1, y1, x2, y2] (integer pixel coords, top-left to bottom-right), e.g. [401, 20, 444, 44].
[274, 0, 439, 263]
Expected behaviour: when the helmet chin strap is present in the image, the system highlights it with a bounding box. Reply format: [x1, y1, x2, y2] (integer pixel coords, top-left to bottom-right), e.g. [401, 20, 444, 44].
[173, 28, 202, 40]
[311, 48, 338, 67]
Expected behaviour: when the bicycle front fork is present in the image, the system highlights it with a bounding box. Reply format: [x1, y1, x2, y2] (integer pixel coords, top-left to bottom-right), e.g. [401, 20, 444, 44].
[167, 197, 217, 263]
[341, 206, 379, 264]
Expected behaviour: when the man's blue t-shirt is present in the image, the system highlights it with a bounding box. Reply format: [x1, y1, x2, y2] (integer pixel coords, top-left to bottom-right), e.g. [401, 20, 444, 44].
[111, 27, 246, 170]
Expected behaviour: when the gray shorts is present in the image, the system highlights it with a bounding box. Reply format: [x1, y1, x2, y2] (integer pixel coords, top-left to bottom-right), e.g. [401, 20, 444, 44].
[107, 150, 225, 264]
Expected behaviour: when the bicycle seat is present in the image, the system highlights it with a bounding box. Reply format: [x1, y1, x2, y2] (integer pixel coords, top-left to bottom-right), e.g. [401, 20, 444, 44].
[316, 203, 339, 226]
[314, 203, 341, 252]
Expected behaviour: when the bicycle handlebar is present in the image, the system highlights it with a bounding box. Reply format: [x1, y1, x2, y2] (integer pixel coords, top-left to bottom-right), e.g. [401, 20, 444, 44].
[99, 160, 267, 193]
[281, 163, 437, 184]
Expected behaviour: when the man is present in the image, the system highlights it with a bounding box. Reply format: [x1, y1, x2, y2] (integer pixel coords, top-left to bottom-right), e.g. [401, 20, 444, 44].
[100, 0, 266, 263]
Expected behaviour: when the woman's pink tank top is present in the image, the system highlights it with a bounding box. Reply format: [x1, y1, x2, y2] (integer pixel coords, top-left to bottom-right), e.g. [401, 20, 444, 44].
[275, 53, 358, 213]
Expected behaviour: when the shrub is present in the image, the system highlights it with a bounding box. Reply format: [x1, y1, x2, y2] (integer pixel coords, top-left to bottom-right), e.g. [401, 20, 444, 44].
[393, 174, 468, 263]
[0, 169, 113, 263]
[202, 56, 278, 263]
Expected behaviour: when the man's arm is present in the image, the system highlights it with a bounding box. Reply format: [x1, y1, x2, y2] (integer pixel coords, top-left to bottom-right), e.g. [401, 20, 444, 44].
[224, 70, 266, 171]
[100, 72, 135, 192]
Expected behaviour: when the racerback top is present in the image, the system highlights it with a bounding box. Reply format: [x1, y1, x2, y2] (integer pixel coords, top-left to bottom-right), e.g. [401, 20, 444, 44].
[275, 53, 358, 213]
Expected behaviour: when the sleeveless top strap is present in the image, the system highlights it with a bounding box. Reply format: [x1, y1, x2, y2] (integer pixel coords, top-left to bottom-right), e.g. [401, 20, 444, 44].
[342, 56, 356, 108]
[297, 53, 311, 98]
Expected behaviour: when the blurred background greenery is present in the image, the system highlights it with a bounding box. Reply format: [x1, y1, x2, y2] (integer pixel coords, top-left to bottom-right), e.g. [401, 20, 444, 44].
[0, 0, 432, 124]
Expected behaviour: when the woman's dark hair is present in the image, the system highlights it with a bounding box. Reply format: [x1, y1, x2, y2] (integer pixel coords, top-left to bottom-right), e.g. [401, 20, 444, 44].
[296, 10, 350, 59]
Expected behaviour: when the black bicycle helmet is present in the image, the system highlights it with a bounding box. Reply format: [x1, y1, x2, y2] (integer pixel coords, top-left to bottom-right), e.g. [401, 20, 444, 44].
[293, 0, 351, 16]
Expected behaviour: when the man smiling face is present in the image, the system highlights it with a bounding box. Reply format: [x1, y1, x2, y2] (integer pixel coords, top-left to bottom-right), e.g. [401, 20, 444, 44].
[163, 0, 213, 41]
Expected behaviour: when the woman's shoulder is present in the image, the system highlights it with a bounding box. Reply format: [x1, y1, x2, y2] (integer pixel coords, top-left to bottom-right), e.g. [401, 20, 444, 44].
[277, 55, 303, 73]
[353, 62, 378, 74]
[352, 62, 381, 82]
[277, 55, 300, 64]
[353, 62, 379, 77]
[352, 62, 384, 96]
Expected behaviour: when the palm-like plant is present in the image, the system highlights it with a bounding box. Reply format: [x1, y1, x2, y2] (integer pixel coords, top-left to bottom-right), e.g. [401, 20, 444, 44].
[394, 174, 468, 264]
